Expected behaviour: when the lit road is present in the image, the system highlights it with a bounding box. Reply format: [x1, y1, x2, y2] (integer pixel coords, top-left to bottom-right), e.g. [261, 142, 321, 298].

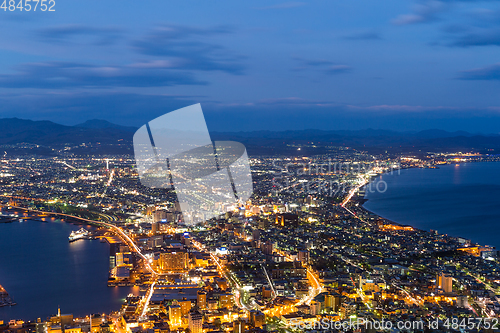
[191, 239, 256, 311]
[10, 205, 160, 319]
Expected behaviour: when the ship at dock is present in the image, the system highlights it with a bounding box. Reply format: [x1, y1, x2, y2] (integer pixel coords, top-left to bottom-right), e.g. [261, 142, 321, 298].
[69, 228, 93, 242]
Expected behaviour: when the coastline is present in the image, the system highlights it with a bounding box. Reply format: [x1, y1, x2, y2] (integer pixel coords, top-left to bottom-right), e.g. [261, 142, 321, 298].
[0, 211, 134, 322]
[358, 161, 500, 249]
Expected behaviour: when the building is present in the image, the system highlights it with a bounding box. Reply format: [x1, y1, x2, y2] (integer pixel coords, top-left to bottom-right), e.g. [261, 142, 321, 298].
[151, 222, 158, 235]
[197, 291, 207, 309]
[258, 218, 270, 230]
[325, 293, 341, 311]
[219, 293, 232, 309]
[179, 298, 192, 316]
[169, 302, 182, 328]
[115, 252, 133, 266]
[188, 311, 203, 333]
[261, 240, 274, 255]
[275, 213, 299, 228]
[262, 286, 272, 299]
[233, 319, 245, 333]
[252, 229, 260, 241]
[153, 210, 167, 223]
[249, 310, 265, 328]
[437, 273, 453, 293]
[298, 250, 310, 264]
[159, 250, 189, 272]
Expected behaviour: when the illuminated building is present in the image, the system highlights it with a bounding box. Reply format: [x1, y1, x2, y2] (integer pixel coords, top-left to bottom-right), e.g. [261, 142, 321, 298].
[436, 273, 453, 293]
[310, 300, 321, 315]
[208, 299, 218, 310]
[249, 310, 265, 328]
[275, 213, 299, 228]
[262, 286, 272, 299]
[298, 250, 309, 264]
[188, 311, 203, 333]
[115, 252, 132, 266]
[153, 210, 167, 223]
[159, 250, 189, 272]
[219, 293, 232, 309]
[197, 291, 207, 309]
[178, 298, 192, 315]
[169, 302, 182, 328]
[325, 293, 341, 311]
[233, 319, 245, 333]
[151, 222, 158, 235]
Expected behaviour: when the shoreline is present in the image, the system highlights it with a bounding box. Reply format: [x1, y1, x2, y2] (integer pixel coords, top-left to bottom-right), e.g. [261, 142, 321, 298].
[0, 214, 132, 326]
[357, 161, 500, 249]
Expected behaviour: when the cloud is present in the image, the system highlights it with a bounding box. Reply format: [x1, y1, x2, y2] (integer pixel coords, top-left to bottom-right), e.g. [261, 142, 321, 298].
[450, 29, 500, 47]
[256, 2, 306, 10]
[0, 62, 204, 89]
[38, 24, 123, 45]
[392, 0, 449, 25]
[131, 24, 244, 74]
[326, 65, 352, 75]
[342, 32, 382, 40]
[458, 63, 500, 80]
[443, 10, 500, 47]
[294, 58, 352, 75]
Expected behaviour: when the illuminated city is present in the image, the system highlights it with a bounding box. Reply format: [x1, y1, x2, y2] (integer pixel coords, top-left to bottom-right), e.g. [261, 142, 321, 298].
[0, 148, 499, 332]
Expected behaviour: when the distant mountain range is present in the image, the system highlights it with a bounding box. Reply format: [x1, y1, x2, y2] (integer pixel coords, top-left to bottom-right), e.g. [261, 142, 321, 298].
[0, 118, 134, 146]
[75, 119, 137, 132]
[0, 118, 499, 155]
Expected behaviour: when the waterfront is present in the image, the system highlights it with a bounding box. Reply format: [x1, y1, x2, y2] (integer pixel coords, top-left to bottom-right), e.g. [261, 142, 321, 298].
[0, 220, 137, 321]
[364, 162, 500, 249]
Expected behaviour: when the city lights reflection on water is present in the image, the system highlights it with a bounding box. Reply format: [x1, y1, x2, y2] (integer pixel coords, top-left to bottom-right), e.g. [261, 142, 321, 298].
[0, 220, 138, 321]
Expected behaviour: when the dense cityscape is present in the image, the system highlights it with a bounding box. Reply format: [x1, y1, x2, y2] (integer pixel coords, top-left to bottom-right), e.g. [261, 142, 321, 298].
[0, 146, 499, 333]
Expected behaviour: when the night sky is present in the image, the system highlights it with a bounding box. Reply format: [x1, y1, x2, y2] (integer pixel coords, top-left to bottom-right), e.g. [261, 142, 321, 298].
[0, 0, 500, 133]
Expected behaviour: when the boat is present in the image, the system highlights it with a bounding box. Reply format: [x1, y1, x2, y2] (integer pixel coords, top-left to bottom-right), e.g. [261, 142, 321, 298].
[69, 228, 90, 242]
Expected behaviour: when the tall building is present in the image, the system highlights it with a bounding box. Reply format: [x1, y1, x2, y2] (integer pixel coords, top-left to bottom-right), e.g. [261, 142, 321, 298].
[249, 310, 265, 328]
[298, 250, 310, 264]
[188, 311, 203, 333]
[179, 298, 191, 316]
[151, 222, 158, 235]
[261, 240, 273, 255]
[436, 273, 453, 293]
[252, 229, 260, 241]
[169, 302, 182, 328]
[197, 291, 207, 309]
[233, 319, 245, 333]
[325, 293, 341, 311]
[159, 250, 189, 272]
[153, 210, 167, 223]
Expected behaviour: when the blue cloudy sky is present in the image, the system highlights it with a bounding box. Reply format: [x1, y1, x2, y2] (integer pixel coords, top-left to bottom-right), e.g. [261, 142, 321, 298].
[1, 0, 500, 132]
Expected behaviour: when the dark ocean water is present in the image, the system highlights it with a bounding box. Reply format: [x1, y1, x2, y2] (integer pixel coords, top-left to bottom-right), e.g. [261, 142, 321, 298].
[364, 162, 500, 249]
[0, 220, 137, 321]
